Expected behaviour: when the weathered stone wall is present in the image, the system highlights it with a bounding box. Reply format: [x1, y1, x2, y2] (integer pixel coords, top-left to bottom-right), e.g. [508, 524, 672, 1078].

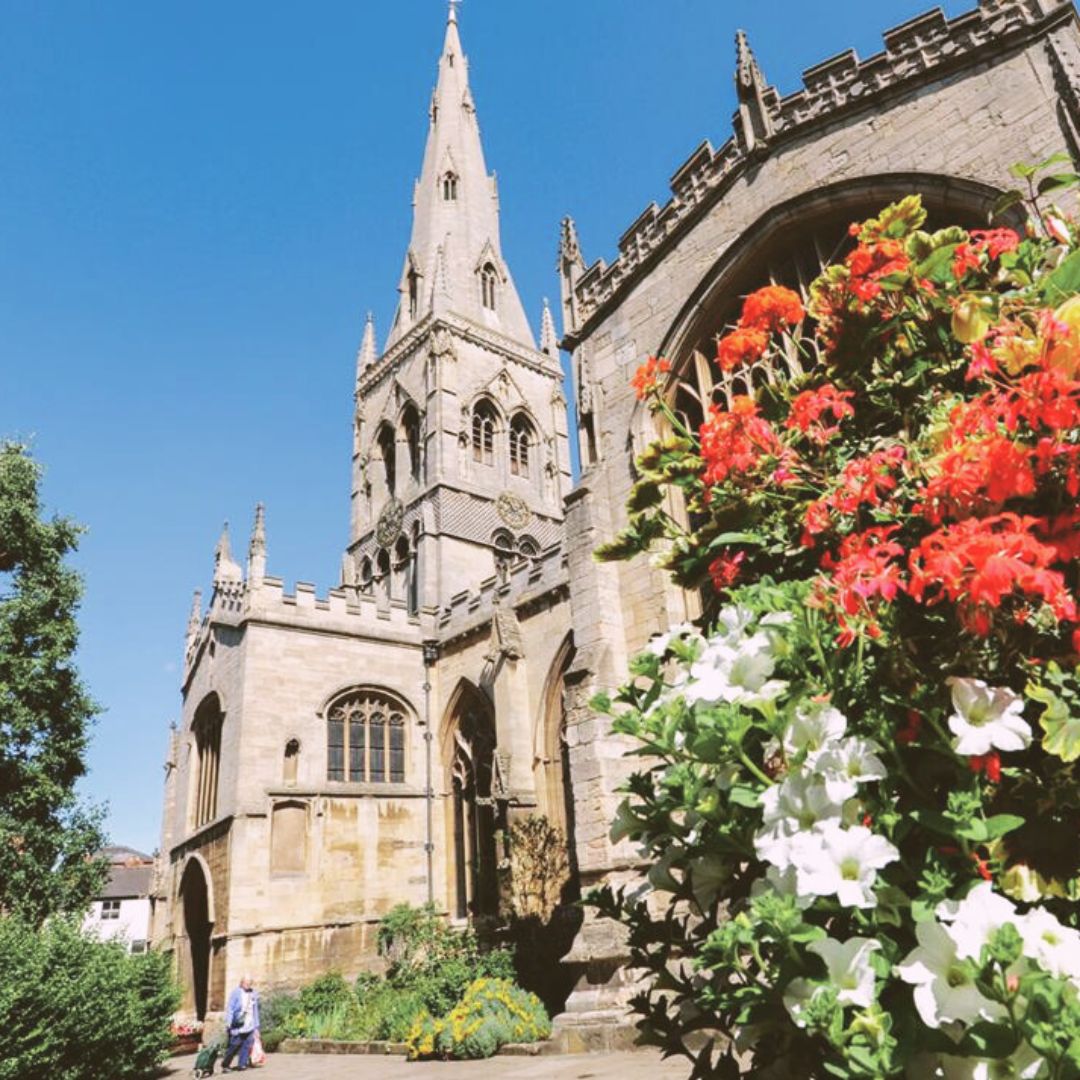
[556, 0, 1080, 1014]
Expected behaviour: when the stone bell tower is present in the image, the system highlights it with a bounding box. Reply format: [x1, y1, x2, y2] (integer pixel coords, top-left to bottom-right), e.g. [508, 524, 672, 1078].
[344, 3, 571, 618]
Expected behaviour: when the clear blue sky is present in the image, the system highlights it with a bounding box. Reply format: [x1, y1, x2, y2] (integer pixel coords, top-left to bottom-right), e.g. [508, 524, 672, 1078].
[0, 0, 971, 855]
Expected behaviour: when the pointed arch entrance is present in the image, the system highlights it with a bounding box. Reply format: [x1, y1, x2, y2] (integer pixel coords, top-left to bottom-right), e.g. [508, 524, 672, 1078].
[443, 681, 500, 920]
[179, 857, 214, 1020]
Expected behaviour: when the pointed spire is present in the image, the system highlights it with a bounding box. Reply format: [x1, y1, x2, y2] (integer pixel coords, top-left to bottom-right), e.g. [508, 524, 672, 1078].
[356, 313, 377, 386]
[540, 298, 559, 360]
[559, 217, 586, 336]
[733, 31, 774, 152]
[247, 503, 267, 583]
[213, 522, 242, 586]
[385, 4, 535, 351]
[186, 588, 203, 647]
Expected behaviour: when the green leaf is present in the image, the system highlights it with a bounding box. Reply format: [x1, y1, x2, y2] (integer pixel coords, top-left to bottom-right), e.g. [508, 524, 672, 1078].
[1039, 249, 1080, 303]
[991, 189, 1025, 219]
[728, 785, 760, 808]
[1038, 172, 1080, 196]
[915, 243, 960, 286]
[982, 814, 1026, 840]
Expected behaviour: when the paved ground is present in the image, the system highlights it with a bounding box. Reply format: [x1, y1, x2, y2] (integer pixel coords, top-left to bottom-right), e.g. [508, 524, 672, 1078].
[163, 1050, 689, 1079]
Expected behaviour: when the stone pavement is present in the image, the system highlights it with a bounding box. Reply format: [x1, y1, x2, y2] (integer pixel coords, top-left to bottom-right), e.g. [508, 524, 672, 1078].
[163, 1050, 689, 1079]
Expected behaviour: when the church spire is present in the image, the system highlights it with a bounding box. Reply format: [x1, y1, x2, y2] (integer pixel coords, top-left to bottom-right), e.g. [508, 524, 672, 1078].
[247, 503, 267, 583]
[213, 522, 242, 586]
[539, 298, 559, 360]
[385, 4, 534, 351]
[356, 313, 376, 386]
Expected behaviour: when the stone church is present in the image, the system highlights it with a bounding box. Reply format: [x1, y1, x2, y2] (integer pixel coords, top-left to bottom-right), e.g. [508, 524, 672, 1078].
[153, 0, 1080, 1027]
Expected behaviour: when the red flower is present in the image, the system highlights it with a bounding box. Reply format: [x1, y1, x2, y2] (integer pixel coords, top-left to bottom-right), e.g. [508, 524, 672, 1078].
[699, 396, 780, 487]
[897, 711, 923, 745]
[969, 752, 1002, 783]
[918, 435, 1036, 524]
[952, 243, 982, 281]
[816, 526, 906, 646]
[631, 355, 672, 400]
[971, 228, 1020, 261]
[908, 513, 1077, 634]
[846, 239, 909, 301]
[786, 384, 855, 444]
[716, 327, 768, 372]
[709, 551, 746, 590]
[739, 285, 805, 333]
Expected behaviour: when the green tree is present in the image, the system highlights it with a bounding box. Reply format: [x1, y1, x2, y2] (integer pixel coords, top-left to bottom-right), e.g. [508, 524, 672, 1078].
[0, 442, 105, 923]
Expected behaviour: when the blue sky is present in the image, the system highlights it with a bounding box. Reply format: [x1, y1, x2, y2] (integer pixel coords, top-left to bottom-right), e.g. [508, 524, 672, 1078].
[0, 0, 971, 855]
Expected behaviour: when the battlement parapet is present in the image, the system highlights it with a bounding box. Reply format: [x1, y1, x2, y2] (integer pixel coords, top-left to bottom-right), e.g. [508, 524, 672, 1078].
[183, 573, 422, 678]
[437, 542, 569, 645]
[566, 0, 1070, 337]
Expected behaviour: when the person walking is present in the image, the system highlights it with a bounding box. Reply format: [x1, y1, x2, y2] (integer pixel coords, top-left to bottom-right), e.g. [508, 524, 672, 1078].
[221, 973, 260, 1072]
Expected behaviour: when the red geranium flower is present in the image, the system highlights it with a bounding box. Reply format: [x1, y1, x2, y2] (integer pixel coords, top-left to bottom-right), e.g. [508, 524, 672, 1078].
[739, 285, 805, 333]
[716, 327, 769, 372]
[631, 355, 672, 400]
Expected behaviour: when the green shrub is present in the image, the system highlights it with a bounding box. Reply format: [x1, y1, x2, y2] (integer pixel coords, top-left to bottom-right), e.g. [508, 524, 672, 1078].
[0, 916, 179, 1080]
[406, 977, 550, 1060]
[259, 990, 301, 1052]
[378, 903, 516, 1016]
[297, 970, 353, 1015]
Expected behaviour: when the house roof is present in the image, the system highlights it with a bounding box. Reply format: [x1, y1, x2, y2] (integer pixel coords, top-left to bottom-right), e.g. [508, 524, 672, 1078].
[100, 863, 153, 900]
[100, 845, 152, 864]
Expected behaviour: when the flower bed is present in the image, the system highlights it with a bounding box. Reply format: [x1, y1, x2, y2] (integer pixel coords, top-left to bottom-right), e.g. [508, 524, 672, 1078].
[593, 161, 1080, 1078]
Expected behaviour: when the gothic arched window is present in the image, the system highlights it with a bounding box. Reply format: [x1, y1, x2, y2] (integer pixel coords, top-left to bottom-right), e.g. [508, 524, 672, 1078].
[360, 557, 373, 596]
[408, 268, 420, 319]
[408, 522, 421, 617]
[191, 695, 223, 829]
[518, 536, 539, 559]
[443, 173, 458, 201]
[509, 413, 534, 477]
[480, 263, 498, 311]
[377, 423, 396, 496]
[326, 690, 408, 784]
[402, 405, 422, 485]
[471, 401, 496, 466]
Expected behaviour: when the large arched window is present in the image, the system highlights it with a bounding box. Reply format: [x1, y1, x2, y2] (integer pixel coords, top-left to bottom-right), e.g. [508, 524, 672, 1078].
[326, 690, 408, 784]
[191, 695, 223, 830]
[480, 264, 498, 311]
[509, 413, 534, 477]
[377, 423, 396, 496]
[471, 401, 496, 466]
[401, 405, 422, 485]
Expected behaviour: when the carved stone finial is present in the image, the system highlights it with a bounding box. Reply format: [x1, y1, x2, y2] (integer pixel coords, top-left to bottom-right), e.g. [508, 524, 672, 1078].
[247, 503, 267, 583]
[357, 312, 377, 385]
[186, 588, 203, 645]
[539, 298, 559, 359]
[213, 522, 242, 585]
[733, 30, 775, 153]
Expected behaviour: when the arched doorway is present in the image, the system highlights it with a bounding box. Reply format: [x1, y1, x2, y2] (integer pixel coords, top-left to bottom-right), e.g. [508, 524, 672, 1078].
[445, 682, 500, 921]
[180, 858, 213, 1020]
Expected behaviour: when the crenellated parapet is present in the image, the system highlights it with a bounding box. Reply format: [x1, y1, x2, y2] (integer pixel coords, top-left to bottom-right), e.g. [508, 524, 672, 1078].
[562, 0, 1076, 342]
[437, 541, 568, 647]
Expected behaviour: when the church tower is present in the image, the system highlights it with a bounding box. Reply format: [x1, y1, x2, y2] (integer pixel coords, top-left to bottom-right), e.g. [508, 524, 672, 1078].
[345, 4, 571, 617]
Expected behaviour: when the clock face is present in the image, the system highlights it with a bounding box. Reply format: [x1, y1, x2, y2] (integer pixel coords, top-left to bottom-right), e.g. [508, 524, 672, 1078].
[495, 491, 531, 530]
[375, 498, 405, 549]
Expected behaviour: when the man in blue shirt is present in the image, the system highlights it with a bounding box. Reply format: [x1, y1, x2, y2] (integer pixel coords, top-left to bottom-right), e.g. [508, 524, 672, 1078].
[221, 973, 260, 1072]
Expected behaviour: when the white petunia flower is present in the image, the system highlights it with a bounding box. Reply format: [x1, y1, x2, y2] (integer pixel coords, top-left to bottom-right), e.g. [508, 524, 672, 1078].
[895, 917, 1007, 1030]
[645, 622, 702, 657]
[1019, 907, 1080, 981]
[946, 677, 1031, 757]
[713, 604, 756, 642]
[790, 823, 899, 909]
[782, 936, 880, 1026]
[759, 773, 846, 835]
[940, 1041, 1043, 1078]
[811, 936, 881, 1008]
[782, 701, 847, 766]
[815, 736, 888, 802]
[936, 882, 1018, 962]
[751, 864, 814, 909]
[685, 632, 787, 708]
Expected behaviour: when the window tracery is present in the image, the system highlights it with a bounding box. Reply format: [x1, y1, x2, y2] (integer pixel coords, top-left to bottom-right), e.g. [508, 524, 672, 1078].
[326, 690, 407, 783]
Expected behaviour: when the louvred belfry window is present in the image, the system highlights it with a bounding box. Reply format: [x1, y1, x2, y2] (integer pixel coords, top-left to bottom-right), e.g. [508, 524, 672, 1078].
[472, 402, 496, 465]
[326, 691, 407, 783]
